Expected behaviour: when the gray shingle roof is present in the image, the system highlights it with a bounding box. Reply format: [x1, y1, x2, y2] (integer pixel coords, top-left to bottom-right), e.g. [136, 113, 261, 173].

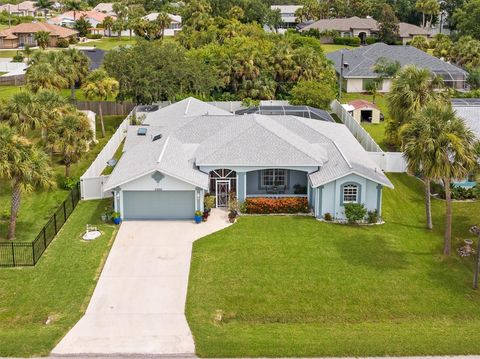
[105, 98, 393, 191]
[327, 43, 467, 79]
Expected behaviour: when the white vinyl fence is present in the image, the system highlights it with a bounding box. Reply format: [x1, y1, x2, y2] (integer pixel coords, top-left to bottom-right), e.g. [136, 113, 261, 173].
[331, 100, 383, 153]
[0, 62, 27, 73]
[80, 116, 130, 200]
[331, 100, 407, 173]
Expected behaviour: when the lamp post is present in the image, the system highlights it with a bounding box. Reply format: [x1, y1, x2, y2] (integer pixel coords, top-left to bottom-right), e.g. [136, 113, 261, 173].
[338, 51, 349, 101]
[470, 225, 480, 289]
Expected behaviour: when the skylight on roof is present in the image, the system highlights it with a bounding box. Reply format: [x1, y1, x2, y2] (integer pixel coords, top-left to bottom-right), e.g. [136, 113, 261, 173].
[152, 134, 162, 142]
[137, 128, 147, 136]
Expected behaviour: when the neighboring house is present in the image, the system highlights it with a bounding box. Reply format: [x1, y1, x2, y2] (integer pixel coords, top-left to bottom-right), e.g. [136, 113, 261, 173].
[103, 98, 393, 221]
[48, 10, 114, 28]
[0, 22, 78, 48]
[342, 100, 381, 123]
[0, 1, 40, 17]
[300, 16, 430, 45]
[327, 43, 468, 92]
[142, 13, 182, 36]
[92, 2, 115, 16]
[270, 5, 302, 32]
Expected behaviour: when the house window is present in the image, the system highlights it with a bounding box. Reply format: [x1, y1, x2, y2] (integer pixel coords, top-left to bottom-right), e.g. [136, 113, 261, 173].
[343, 184, 359, 203]
[261, 169, 287, 187]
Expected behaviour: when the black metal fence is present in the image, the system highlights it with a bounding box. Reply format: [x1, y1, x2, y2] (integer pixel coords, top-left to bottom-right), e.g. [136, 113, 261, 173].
[0, 183, 81, 267]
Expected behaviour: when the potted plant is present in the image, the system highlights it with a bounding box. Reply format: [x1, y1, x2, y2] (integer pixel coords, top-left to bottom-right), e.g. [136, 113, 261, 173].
[228, 209, 237, 223]
[111, 211, 122, 225]
[194, 210, 203, 224]
[203, 195, 215, 221]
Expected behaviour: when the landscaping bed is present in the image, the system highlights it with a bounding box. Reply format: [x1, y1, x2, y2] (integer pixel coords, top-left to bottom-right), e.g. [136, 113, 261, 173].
[0, 199, 117, 357]
[186, 173, 480, 357]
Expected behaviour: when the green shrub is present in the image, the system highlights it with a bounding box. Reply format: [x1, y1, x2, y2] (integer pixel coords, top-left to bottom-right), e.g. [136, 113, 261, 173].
[86, 34, 103, 39]
[333, 36, 361, 46]
[344, 203, 367, 224]
[69, 36, 79, 44]
[204, 194, 216, 210]
[324, 212, 332, 221]
[60, 177, 79, 190]
[289, 81, 336, 110]
[365, 36, 378, 45]
[367, 210, 379, 223]
[12, 53, 24, 62]
[56, 38, 69, 48]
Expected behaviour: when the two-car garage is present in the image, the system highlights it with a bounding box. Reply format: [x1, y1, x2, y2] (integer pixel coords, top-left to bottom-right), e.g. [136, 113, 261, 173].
[122, 190, 196, 220]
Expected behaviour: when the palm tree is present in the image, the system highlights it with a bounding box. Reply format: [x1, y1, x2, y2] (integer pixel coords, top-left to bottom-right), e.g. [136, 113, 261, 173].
[386, 65, 445, 148]
[1, 91, 40, 135]
[404, 103, 476, 254]
[63, 0, 83, 21]
[46, 110, 93, 177]
[81, 68, 119, 138]
[0, 123, 19, 184]
[34, 31, 50, 49]
[35, 0, 52, 20]
[25, 61, 68, 92]
[35, 89, 69, 137]
[57, 49, 90, 101]
[155, 12, 172, 39]
[7, 139, 53, 240]
[102, 16, 114, 37]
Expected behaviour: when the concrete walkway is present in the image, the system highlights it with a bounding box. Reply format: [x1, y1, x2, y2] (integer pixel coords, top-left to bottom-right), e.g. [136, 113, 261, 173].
[52, 209, 231, 356]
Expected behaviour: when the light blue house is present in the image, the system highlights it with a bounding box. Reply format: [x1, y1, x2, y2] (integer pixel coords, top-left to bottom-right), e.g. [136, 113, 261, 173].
[104, 98, 393, 221]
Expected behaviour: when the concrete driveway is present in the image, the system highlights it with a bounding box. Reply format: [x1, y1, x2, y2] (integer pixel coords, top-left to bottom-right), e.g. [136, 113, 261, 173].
[52, 209, 230, 356]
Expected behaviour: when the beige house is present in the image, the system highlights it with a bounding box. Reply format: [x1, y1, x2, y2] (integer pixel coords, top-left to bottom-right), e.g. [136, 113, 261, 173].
[0, 1, 41, 17]
[300, 16, 430, 44]
[343, 100, 381, 124]
[0, 22, 78, 48]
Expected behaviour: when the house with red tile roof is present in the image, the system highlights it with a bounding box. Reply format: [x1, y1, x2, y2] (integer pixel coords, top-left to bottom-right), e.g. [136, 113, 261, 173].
[48, 10, 115, 28]
[0, 22, 78, 48]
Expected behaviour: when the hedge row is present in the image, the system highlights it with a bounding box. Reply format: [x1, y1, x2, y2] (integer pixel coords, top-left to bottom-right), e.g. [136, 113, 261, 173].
[333, 36, 361, 46]
[244, 197, 310, 214]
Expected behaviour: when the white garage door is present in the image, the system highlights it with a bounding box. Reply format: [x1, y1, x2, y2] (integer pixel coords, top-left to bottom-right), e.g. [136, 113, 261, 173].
[123, 191, 195, 220]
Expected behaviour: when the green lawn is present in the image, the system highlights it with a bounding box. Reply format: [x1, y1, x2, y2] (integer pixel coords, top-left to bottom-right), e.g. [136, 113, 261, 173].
[0, 115, 124, 242]
[0, 199, 117, 357]
[341, 92, 390, 150]
[187, 173, 480, 357]
[75, 36, 138, 51]
[321, 43, 355, 53]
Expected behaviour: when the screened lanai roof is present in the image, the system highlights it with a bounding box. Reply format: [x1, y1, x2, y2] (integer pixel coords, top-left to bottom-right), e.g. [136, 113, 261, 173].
[451, 98, 480, 106]
[235, 105, 335, 122]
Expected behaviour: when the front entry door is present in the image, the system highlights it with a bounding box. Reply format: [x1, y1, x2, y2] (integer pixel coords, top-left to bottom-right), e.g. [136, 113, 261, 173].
[216, 180, 230, 207]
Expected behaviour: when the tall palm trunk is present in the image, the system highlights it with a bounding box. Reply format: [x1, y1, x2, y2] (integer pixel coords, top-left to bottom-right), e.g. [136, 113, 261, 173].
[8, 178, 21, 240]
[424, 177, 432, 230]
[443, 178, 452, 255]
[99, 104, 105, 138]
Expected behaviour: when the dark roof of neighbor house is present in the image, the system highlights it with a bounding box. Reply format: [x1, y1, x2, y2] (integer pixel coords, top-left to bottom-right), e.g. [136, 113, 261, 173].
[326, 43, 467, 79]
[81, 49, 105, 70]
[300, 16, 429, 38]
[348, 100, 379, 110]
[235, 105, 335, 122]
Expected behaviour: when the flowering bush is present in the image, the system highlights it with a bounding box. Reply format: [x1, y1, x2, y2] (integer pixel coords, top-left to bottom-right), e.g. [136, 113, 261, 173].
[244, 197, 309, 214]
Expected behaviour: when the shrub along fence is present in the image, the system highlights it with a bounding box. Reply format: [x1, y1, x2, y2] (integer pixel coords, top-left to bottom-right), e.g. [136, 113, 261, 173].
[0, 183, 81, 267]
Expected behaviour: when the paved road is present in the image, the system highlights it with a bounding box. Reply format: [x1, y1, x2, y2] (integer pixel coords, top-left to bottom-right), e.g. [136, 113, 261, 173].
[52, 210, 231, 356]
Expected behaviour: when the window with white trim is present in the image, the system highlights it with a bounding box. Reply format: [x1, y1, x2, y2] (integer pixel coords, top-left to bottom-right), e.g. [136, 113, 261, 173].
[343, 184, 359, 203]
[261, 169, 287, 187]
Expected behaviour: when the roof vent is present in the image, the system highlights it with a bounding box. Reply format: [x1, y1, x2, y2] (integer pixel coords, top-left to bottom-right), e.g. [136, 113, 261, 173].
[152, 134, 162, 142]
[137, 127, 147, 136]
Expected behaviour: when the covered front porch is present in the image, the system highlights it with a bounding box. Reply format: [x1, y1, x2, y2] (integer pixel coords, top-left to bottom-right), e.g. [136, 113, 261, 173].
[207, 168, 310, 208]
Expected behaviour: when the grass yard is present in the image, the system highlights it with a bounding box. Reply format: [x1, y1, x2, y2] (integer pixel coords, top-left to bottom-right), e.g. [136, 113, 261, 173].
[75, 36, 138, 51]
[341, 92, 390, 150]
[0, 115, 124, 242]
[187, 173, 480, 357]
[0, 199, 117, 357]
[321, 43, 355, 53]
